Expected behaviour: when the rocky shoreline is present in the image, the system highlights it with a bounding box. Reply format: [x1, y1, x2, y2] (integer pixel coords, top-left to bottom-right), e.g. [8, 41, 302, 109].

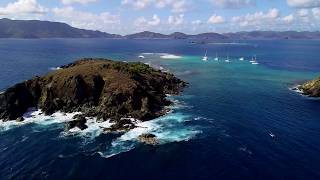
[294, 77, 320, 97]
[0, 58, 187, 133]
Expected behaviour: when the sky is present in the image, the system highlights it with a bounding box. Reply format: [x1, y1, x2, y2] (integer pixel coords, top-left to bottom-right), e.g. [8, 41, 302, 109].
[0, 0, 319, 34]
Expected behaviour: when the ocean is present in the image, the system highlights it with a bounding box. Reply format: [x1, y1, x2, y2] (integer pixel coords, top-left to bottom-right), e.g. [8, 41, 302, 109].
[0, 39, 320, 180]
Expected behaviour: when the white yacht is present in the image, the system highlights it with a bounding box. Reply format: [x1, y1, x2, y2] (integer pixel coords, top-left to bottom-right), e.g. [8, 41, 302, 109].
[214, 53, 219, 61]
[139, 55, 145, 59]
[225, 54, 230, 63]
[202, 50, 208, 61]
[239, 57, 244, 61]
[250, 55, 259, 65]
[249, 56, 256, 63]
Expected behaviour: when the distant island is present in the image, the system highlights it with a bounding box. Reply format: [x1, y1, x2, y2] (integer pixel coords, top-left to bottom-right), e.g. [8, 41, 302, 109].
[0, 18, 121, 38]
[1, 18, 320, 40]
[0, 59, 186, 133]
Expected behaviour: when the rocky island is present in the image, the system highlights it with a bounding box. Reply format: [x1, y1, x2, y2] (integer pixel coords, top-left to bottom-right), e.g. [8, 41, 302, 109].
[297, 77, 320, 97]
[0, 58, 186, 132]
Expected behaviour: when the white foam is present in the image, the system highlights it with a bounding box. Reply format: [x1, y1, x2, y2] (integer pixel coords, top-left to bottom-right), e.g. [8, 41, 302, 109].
[62, 117, 114, 140]
[0, 108, 80, 132]
[144, 62, 168, 72]
[290, 85, 304, 94]
[0, 98, 200, 160]
[160, 54, 182, 59]
[289, 85, 320, 100]
[98, 112, 200, 158]
[49, 67, 62, 71]
[140, 52, 182, 59]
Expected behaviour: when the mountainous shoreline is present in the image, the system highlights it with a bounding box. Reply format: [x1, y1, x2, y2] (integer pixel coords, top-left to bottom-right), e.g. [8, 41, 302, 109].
[1, 18, 320, 40]
[0, 18, 121, 38]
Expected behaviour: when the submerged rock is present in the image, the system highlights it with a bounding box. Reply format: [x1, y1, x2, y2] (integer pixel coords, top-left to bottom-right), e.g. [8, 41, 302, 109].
[299, 77, 320, 97]
[0, 58, 187, 131]
[138, 133, 158, 145]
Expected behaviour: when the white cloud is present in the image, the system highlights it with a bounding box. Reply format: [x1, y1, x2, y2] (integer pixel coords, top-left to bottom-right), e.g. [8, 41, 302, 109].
[232, 8, 280, 27]
[208, 14, 225, 24]
[312, 7, 320, 18]
[121, 0, 151, 9]
[297, 9, 309, 17]
[282, 14, 294, 23]
[134, 14, 161, 27]
[122, 0, 189, 13]
[52, 7, 120, 32]
[61, 0, 96, 5]
[170, 0, 188, 13]
[287, 0, 320, 8]
[211, 0, 255, 8]
[191, 20, 202, 25]
[168, 14, 184, 25]
[0, 0, 47, 15]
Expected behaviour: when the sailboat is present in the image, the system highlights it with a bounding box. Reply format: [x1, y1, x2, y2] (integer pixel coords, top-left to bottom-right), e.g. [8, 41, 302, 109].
[214, 53, 219, 61]
[250, 55, 259, 65]
[225, 54, 230, 63]
[249, 56, 255, 63]
[202, 50, 208, 61]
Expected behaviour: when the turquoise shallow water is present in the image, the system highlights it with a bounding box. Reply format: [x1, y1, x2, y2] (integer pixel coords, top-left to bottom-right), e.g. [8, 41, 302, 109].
[0, 39, 320, 180]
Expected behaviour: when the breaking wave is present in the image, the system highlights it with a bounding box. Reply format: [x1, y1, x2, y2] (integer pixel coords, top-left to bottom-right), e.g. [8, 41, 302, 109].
[98, 112, 200, 158]
[0, 98, 200, 159]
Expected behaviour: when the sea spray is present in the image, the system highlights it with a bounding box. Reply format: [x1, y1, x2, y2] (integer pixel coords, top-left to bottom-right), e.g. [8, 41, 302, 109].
[98, 112, 200, 158]
[0, 96, 201, 159]
[0, 109, 81, 132]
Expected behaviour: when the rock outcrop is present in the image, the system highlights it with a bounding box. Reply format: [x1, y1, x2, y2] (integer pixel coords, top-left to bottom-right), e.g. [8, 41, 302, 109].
[65, 114, 88, 131]
[299, 77, 320, 97]
[0, 59, 187, 130]
[138, 133, 158, 145]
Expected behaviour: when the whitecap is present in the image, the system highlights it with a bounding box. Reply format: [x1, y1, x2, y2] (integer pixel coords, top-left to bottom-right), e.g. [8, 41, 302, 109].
[239, 146, 253, 155]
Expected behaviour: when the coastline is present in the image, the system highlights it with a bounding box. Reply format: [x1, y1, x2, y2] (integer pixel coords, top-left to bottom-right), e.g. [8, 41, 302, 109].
[290, 85, 320, 100]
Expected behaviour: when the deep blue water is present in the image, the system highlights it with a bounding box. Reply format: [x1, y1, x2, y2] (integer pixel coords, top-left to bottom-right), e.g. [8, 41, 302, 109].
[0, 39, 320, 180]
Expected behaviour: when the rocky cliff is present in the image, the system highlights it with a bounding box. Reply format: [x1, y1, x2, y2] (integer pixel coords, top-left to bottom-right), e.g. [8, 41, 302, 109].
[0, 59, 186, 126]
